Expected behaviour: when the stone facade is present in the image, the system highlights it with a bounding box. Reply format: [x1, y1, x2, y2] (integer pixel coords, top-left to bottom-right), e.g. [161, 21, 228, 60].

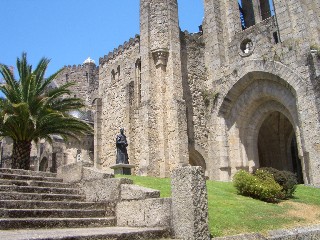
[92, 0, 320, 185]
[2, 0, 320, 186]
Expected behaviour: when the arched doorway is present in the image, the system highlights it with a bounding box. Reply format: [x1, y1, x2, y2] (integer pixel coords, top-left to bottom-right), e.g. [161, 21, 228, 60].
[258, 111, 303, 183]
[39, 157, 48, 172]
[213, 70, 308, 182]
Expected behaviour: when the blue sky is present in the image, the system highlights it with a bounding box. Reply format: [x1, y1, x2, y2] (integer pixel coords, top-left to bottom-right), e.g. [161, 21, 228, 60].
[1, 0, 274, 78]
[1, 0, 204, 77]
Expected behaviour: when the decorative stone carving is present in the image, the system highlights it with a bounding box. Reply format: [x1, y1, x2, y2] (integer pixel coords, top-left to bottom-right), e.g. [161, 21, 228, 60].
[239, 38, 255, 57]
[152, 49, 169, 67]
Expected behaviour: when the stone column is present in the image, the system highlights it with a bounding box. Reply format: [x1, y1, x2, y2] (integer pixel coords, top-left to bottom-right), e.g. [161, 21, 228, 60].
[171, 166, 210, 240]
[152, 49, 169, 178]
[94, 98, 102, 169]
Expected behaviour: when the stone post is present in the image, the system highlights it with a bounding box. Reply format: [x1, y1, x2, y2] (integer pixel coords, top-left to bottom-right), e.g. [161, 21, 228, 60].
[93, 98, 102, 169]
[171, 166, 210, 240]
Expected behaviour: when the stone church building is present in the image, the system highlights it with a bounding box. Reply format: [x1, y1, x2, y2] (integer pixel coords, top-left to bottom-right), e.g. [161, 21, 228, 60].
[1, 0, 320, 185]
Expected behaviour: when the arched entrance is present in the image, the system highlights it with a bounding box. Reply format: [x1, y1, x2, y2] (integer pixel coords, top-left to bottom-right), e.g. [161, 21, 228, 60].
[213, 69, 308, 182]
[258, 111, 303, 183]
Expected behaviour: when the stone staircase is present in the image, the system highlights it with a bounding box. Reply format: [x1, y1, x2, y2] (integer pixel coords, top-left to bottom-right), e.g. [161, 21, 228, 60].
[0, 168, 171, 240]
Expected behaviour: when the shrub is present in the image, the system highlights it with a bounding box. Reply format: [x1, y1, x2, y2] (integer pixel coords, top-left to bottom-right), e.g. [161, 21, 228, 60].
[233, 170, 283, 203]
[259, 167, 298, 198]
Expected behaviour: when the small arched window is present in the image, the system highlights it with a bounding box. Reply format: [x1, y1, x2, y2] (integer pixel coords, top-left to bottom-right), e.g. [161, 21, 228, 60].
[117, 65, 121, 78]
[111, 69, 116, 82]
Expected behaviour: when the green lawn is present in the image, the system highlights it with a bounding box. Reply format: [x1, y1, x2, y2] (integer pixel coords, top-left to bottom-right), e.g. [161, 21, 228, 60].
[117, 175, 320, 237]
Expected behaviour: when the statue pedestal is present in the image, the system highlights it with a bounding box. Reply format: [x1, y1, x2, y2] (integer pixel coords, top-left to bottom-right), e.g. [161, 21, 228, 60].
[110, 164, 135, 175]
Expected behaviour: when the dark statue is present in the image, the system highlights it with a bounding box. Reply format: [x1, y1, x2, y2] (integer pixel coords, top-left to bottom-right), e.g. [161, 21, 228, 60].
[116, 128, 129, 164]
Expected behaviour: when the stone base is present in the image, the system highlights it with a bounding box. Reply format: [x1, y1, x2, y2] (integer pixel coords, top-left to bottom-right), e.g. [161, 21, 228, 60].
[110, 164, 135, 175]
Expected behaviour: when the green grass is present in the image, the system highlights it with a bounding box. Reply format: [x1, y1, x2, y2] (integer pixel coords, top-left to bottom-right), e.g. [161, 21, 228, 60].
[116, 175, 320, 237]
[117, 175, 172, 198]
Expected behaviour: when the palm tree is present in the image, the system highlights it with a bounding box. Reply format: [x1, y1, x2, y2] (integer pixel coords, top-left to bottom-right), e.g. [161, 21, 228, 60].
[0, 52, 93, 170]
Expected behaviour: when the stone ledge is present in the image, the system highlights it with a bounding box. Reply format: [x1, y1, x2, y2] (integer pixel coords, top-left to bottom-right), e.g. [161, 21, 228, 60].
[57, 162, 113, 183]
[79, 178, 133, 202]
[0, 226, 169, 240]
[121, 184, 160, 201]
[116, 198, 172, 228]
[213, 224, 320, 240]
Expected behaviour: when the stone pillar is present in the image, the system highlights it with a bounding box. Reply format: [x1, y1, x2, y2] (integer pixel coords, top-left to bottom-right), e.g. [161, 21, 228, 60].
[152, 49, 169, 178]
[171, 166, 210, 240]
[139, 0, 189, 177]
[94, 98, 102, 169]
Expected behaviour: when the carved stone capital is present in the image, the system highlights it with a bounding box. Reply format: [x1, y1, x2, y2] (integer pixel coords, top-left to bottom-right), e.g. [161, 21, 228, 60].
[152, 49, 169, 67]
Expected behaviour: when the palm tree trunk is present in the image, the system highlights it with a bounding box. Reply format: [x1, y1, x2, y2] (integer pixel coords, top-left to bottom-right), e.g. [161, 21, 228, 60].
[11, 140, 32, 170]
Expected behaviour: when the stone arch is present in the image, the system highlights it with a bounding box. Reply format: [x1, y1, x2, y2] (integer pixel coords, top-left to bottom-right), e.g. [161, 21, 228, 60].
[189, 148, 206, 172]
[216, 60, 308, 111]
[210, 61, 320, 184]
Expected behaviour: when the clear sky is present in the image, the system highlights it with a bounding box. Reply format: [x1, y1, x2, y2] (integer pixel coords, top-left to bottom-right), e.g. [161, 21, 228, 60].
[1, 0, 204, 77]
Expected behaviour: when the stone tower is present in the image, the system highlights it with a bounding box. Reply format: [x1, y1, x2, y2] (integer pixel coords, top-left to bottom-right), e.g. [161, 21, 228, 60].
[138, 0, 189, 177]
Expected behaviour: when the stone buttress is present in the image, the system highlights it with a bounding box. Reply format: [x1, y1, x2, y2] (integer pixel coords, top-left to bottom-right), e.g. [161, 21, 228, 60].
[138, 0, 189, 177]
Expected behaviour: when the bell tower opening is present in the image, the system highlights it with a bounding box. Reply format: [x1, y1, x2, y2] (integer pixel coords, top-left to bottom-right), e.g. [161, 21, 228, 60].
[258, 111, 303, 183]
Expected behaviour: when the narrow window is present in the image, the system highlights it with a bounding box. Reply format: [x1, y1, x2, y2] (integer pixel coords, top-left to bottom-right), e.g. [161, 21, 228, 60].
[259, 0, 272, 20]
[111, 69, 116, 82]
[65, 73, 69, 82]
[117, 65, 121, 81]
[128, 81, 135, 106]
[273, 31, 279, 44]
[135, 59, 142, 106]
[238, 0, 255, 29]
[85, 72, 89, 83]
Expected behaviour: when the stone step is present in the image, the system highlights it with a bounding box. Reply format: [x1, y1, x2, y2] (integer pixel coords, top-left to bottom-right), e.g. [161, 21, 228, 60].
[0, 179, 74, 188]
[0, 173, 63, 182]
[0, 191, 85, 201]
[0, 168, 57, 178]
[0, 217, 116, 230]
[0, 200, 115, 212]
[0, 208, 107, 218]
[0, 226, 170, 240]
[0, 185, 79, 195]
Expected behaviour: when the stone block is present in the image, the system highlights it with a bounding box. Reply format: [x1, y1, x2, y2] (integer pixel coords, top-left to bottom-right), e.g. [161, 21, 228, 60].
[79, 178, 133, 202]
[120, 184, 160, 201]
[213, 233, 266, 240]
[116, 198, 172, 228]
[57, 162, 113, 183]
[110, 164, 136, 175]
[267, 224, 320, 240]
[171, 166, 210, 240]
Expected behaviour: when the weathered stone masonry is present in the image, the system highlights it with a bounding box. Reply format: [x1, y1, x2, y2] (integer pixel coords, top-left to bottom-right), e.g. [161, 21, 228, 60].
[74, 0, 320, 185]
[3, 0, 319, 186]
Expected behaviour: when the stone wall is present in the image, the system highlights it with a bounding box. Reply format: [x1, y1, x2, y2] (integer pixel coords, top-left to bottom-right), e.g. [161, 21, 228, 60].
[55, 62, 99, 107]
[97, 36, 140, 171]
[181, 32, 208, 170]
